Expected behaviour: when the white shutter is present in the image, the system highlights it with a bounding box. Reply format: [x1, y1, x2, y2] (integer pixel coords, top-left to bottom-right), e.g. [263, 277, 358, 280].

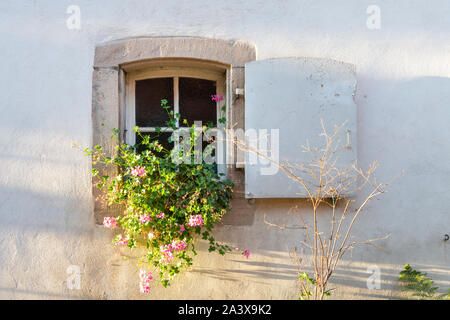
[244, 58, 357, 198]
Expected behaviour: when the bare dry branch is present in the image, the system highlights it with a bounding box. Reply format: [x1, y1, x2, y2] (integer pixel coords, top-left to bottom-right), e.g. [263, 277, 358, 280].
[225, 119, 395, 300]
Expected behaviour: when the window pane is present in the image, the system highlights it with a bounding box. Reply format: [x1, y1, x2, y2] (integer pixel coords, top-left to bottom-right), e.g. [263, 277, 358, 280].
[135, 78, 173, 127]
[179, 77, 217, 127]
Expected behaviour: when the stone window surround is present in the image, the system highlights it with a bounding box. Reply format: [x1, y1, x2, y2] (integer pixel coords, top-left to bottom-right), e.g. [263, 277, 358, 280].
[91, 36, 256, 224]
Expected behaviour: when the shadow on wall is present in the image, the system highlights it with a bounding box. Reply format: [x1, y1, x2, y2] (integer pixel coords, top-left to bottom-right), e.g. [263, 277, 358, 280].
[0, 75, 449, 299]
[190, 252, 450, 299]
[193, 259, 298, 283]
[0, 185, 94, 236]
[207, 75, 450, 298]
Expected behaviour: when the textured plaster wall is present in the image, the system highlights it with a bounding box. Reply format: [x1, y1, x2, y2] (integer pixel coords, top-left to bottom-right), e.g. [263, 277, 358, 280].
[0, 0, 449, 299]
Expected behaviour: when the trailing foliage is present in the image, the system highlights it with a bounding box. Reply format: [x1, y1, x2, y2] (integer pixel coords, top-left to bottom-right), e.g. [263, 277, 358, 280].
[83, 98, 233, 291]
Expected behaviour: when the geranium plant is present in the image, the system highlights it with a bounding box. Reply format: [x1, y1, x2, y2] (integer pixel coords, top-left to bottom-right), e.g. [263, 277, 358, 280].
[83, 98, 233, 292]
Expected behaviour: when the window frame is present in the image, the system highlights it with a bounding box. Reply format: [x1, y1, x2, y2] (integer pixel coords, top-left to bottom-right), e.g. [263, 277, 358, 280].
[92, 37, 256, 224]
[125, 65, 227, 176]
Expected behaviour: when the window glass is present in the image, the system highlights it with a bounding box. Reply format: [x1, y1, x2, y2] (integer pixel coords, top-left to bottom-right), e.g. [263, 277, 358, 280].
[135, 78, 173, 127]
[133, 75, 220, 173]
[179, 77, 217, 127]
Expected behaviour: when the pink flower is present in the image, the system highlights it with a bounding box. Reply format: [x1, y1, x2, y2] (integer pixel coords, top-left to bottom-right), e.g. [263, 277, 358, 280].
[159, 240, 187, 264]
[171, 240, 187, 251]
[139, 270, 153, 293]
[159, 244, 174, 264]
[139, 214, 152, 224]
[211, 94, 224, 102]
[187, 215, 204, 227]
[140, 284, 151, 294]
[130, 166, 146, 177]
[156, 213, 165, 219]
[242, 249, 250, 259]
[178, 224, 185, 234]
[160, 244, 172, 253]
[159, 253, 173, 264]
[115, 236, 129, 246]
[103, 217, 118, 229]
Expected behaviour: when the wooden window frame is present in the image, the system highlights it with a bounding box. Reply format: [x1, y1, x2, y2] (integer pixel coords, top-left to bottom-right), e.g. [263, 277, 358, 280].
[125, 66, 227, 176]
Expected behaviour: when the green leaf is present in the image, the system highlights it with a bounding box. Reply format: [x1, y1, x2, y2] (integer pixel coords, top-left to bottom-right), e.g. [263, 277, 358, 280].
[399, 264, 441, 299]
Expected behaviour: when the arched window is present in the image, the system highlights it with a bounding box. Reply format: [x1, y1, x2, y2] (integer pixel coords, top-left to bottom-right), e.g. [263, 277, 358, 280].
[91, 37, 256, 223]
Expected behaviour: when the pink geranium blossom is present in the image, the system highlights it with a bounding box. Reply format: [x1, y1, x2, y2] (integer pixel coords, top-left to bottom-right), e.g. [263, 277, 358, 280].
[103, 217, 118, 229]
[156, 213, 165, 219]
[130, 166, 146, 177]
[115, 236, 129, 246]
[242, 249, 250, 259]
[187, 215, 204, 227]
[139, 270, 153, 293]
[159, 244, 174, 264]
[171, 240, 187, 251]
[159, 240, 187, 264]
[139, 214, 152, 224]
[211, 94, 224, 102]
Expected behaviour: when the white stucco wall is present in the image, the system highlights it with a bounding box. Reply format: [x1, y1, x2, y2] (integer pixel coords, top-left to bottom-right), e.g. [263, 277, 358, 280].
[0, 0, 449, 299]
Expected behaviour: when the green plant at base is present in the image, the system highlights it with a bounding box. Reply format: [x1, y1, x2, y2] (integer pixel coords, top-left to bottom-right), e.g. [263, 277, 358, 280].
[298, 272, 331, 300]
[398, 264, 450, 300]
